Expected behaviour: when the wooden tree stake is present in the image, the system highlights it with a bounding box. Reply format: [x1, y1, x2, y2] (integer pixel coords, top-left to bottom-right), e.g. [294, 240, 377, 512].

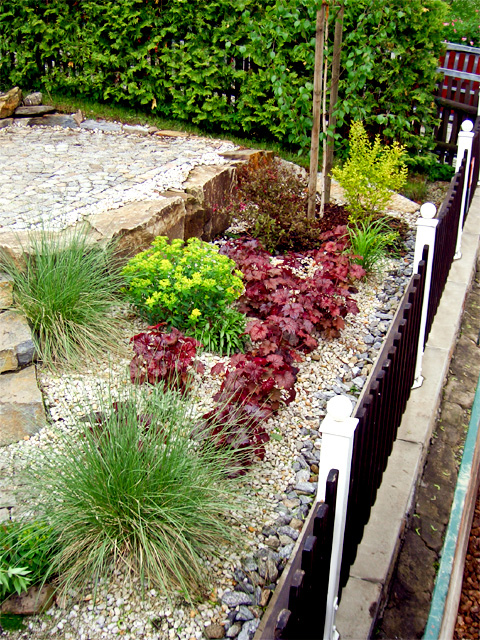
[307, 1, 328, 220]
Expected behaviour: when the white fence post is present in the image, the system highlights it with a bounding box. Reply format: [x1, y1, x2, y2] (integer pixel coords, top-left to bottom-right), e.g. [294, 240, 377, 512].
[454, 120, 474, 259]
[412, 202, 438, 389]
[317, 395, 358, 640]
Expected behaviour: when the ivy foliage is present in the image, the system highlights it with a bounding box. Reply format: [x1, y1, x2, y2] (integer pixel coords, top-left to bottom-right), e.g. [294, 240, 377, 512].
[0, 0, 447, 154]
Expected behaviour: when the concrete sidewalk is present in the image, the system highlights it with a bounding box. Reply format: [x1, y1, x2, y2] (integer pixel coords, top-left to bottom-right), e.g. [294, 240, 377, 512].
[336, 191, 480, 639]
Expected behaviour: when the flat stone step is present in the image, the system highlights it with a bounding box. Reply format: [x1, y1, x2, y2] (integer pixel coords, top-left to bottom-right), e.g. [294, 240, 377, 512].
[0, 310, 35, 373]
[27, 114, 79, 129]
[14, 105, 55, 117]
[0, 365, 46, 446]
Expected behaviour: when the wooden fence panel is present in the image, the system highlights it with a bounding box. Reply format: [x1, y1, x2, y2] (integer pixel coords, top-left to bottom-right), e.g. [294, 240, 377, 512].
[259, 470, 339, 640]
[339, 258, 428, 589]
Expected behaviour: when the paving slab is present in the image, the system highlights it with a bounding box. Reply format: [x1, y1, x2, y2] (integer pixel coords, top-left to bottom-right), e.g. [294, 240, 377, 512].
[0, 123, 238, 233]
[336, 578, 383, 640]
[349, 439, 423, 585]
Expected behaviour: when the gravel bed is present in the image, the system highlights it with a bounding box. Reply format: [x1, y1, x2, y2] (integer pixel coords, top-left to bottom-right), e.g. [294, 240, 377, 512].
[455, 491, 480, 639]
[1, 224, 417, 640]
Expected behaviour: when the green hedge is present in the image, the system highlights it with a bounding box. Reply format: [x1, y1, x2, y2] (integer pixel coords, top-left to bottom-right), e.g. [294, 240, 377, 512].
[0, 0, 448, 154]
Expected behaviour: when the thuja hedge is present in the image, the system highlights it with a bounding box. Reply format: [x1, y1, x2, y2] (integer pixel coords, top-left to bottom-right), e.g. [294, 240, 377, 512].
[0, 0, 448, 154]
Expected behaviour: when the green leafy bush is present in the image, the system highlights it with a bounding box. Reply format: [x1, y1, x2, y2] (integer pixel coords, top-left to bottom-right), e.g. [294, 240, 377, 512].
[405, 153, 456, 183]
[0, 567, 30, 600]
[122, 236, 244, 345]
[443, 0, 480, 46]
[0, 521, 57, 600]
[332, 121, 408, 222]
[31, 380, 247, 600]
[347, 218, 399, 275]
[338, 0, 449, 155]
[0, 228, 125, 370]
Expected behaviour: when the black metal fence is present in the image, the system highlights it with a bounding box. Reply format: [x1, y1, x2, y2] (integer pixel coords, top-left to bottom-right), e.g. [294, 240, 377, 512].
[258, 469, 339, 640]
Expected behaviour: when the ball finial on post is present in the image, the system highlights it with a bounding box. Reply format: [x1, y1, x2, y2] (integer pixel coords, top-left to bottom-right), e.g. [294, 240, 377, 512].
[326, 395, 353, 421]
[420, 202, 437, 220]
[461, 120, 474, 133]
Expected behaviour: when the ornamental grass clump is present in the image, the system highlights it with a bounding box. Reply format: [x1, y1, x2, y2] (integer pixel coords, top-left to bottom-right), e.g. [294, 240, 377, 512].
[0, 227, 125, 370]
[347, 218, 400, 275]
[332, 121, 408, 222]
[30, 380, 247, 601]
[121, 236, 245, 354]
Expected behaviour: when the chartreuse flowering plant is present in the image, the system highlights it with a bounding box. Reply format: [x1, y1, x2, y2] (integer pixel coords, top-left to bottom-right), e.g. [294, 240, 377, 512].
[122, 237, 245, 353]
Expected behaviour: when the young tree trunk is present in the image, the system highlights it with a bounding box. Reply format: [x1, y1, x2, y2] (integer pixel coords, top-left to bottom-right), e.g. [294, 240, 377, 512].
[307, 1, 328, 220]
[319, 3, 331, 217]
[323, 1, 344, 206]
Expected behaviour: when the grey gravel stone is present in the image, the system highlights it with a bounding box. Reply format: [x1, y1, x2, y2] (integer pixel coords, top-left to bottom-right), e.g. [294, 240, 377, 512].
[241, 556, 258, 572]
[227, 623, 242, 637]
[222, 591, 255, 607]
[237, 618, 260, 640]
[277, 525, 299, 541]
[236, 606, 254, 622]
[295, 481, 316, 495]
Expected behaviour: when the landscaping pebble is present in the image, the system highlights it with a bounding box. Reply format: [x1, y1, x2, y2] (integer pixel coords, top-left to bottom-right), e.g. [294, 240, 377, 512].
[0, 124, 420, 639]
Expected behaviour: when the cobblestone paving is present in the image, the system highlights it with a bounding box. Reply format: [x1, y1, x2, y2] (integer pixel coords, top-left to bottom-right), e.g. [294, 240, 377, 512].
[0, 121, 236, 231]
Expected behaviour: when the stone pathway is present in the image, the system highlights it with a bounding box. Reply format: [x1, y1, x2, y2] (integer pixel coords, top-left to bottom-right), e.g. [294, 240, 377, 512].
[0, 121, 236, 231]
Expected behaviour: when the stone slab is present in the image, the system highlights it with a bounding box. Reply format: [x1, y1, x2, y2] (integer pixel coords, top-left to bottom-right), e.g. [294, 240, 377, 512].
[23, 92, 43, 107]
[0, 310, 35, 373]
[1, 584, 54, 615]
[0, 274, 13, 310]
[349, 439, 423, 584]
[88, 195, 187, 258]
[426, 281, 469, 351]
[27, 114, 79, 129]
[122, 124, 158, 136]
[155, 129, 189, 138]
[0, 366, 46, 445]
[397, 346, 449, 445]
[0, 118, 13, 129]
[14, 105, 55, 117]
[183, 164, 235, 240]
[79, 119, 122, 132]
[335, 577, 382, 640]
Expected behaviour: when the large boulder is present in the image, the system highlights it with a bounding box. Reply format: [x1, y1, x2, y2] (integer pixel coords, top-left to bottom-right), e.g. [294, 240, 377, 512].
[0, 87, 22, 119]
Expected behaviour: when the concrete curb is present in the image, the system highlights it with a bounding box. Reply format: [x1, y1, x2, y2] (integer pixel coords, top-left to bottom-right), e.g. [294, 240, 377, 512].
[336, 191, 480, 639]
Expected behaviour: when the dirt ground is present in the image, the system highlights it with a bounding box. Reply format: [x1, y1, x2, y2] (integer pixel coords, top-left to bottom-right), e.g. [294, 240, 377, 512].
[374, 254, 480, 639]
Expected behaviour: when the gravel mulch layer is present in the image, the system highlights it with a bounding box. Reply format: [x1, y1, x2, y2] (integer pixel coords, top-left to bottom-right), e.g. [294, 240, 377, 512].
[0, 200, 419, 640]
